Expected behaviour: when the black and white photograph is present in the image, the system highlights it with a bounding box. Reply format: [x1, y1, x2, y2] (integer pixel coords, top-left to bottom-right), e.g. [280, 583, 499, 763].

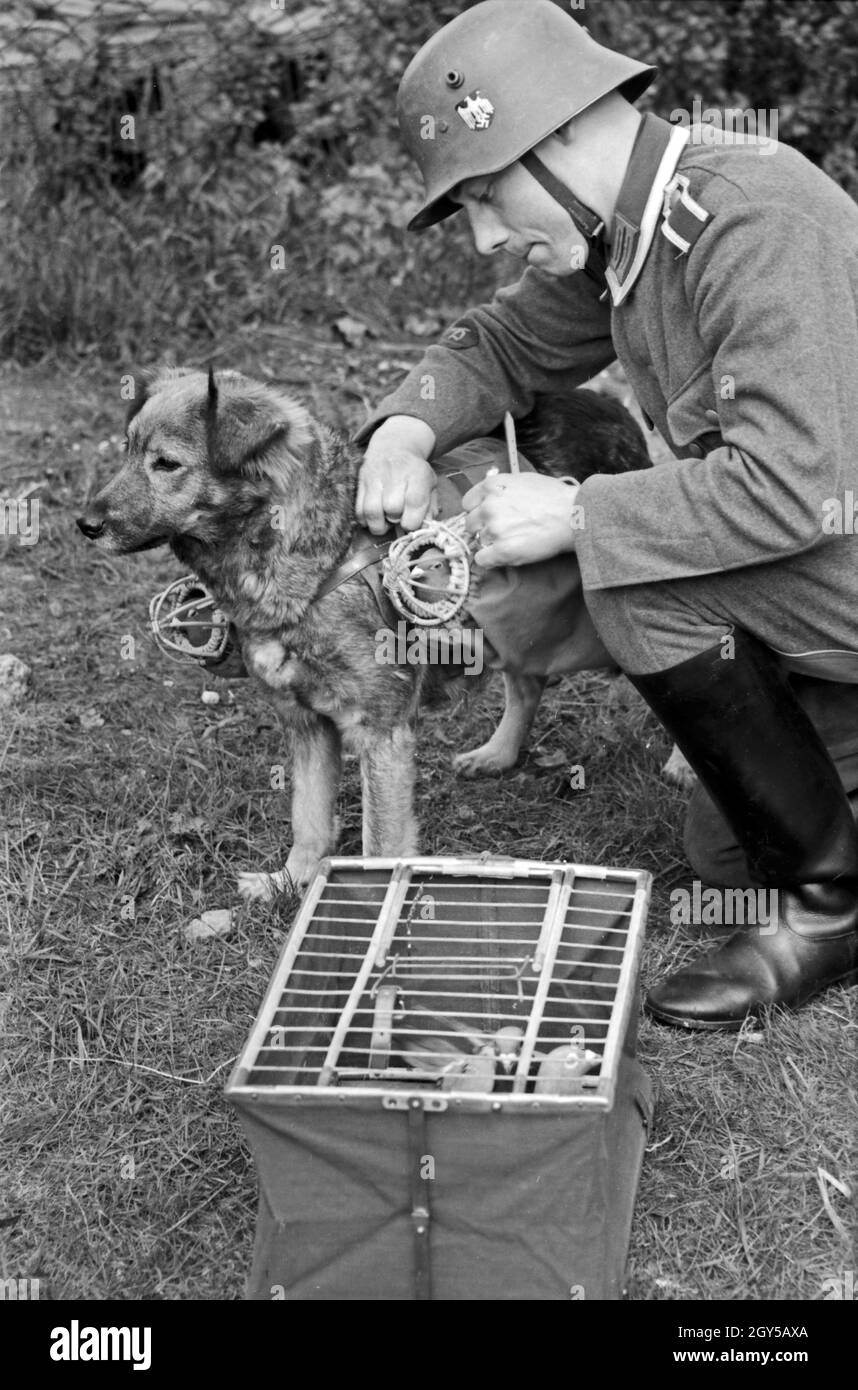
[1, 0, 857, 1338]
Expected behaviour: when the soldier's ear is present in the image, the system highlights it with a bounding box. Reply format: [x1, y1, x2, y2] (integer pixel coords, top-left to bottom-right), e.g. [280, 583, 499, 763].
[548, 119, 576, 147]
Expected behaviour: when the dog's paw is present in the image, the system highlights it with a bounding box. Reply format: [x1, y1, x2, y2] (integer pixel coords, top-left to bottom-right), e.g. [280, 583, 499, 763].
[662, 744, 697, 790]
[237, 848, 327, 902]
[453, 742, 518, 778]
[285, 845, 326, 888]
[237, 870, 288, 903]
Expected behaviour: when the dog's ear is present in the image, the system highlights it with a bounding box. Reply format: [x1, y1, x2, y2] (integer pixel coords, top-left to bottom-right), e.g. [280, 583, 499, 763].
[124, 379, 149, 430]
[210, 380, 314, 479]
[125, 363, 190, 432]
[205, 365, 218, 468]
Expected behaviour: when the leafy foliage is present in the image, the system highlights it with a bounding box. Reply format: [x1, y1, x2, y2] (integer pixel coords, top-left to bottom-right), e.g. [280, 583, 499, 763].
[593, 0, 858, 200]
[1, 0, 857, 361]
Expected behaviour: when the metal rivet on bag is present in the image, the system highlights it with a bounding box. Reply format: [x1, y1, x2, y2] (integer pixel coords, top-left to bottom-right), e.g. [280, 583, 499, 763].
[438, 120, 449, 132]
[445, 69, 464, 88]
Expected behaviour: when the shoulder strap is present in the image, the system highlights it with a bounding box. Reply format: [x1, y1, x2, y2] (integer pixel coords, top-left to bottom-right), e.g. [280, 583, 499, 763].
[660, 171, 713, 253]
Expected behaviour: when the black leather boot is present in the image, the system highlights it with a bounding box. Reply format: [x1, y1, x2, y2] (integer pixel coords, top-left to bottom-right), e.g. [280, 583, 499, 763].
[628, 631, 858, 1029]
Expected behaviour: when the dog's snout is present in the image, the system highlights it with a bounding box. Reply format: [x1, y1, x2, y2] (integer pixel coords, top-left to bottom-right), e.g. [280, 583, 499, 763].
[76, 516, 105, 540]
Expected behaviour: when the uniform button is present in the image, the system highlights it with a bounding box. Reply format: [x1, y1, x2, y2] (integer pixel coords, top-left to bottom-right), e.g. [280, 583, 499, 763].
[687, 442, 705, 458]
[705, 408, 719, 424]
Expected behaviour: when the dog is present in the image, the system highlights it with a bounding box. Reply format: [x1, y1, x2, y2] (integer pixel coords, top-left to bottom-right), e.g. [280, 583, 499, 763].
[77, 367, 687, 898]
[445, 390, 650, 778]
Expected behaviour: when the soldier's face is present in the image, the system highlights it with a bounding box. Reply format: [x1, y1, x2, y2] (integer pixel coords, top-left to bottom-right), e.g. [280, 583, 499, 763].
[452, 163, 590, 276]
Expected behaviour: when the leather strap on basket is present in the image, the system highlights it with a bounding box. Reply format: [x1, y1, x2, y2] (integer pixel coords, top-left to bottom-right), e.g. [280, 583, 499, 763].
[407, 1100, 432, 1300]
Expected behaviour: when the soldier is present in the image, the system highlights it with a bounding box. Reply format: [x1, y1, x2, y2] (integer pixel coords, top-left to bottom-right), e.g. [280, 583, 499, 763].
[355, 0, 858, 1030]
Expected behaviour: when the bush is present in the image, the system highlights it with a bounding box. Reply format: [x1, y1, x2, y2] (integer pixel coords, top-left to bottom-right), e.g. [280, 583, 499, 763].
[1, 0, 857, 363]
[592, 0, 858, 200]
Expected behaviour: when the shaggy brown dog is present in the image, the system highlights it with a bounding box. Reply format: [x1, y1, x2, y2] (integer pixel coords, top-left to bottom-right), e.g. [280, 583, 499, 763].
[78, 367, 425, 898]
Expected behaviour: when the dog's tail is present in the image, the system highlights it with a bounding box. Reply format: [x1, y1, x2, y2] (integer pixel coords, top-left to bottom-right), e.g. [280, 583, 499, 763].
[510, 388, 651, 484]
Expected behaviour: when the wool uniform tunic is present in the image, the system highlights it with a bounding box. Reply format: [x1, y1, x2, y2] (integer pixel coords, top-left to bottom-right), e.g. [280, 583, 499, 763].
[356, 114, 858, 681]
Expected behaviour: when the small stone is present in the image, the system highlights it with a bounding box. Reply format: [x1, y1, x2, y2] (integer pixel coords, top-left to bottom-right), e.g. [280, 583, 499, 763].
[0, 654, 31, 707]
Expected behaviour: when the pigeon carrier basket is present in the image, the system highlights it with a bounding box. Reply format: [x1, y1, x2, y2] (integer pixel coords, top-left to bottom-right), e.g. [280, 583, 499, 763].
[227, 855, 653, 1301]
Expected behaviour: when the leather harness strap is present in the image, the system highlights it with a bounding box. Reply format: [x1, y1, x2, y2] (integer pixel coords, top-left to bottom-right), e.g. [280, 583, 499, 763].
[315, 528, 398, 600]
[315, 526, 401, 627]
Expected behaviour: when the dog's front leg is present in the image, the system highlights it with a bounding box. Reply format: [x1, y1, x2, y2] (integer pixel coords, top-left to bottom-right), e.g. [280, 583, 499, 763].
[238, 715, 342, 901]
[359, 725, 419, 857]
[454, 671, 547, 777]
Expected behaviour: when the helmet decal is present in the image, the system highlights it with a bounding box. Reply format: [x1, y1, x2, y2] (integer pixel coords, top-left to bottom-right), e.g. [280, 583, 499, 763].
[456, 91, 495, 131]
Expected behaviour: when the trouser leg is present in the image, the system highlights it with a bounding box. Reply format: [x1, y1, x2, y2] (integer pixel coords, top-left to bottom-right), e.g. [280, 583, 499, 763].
[584, 573, 858, 1030]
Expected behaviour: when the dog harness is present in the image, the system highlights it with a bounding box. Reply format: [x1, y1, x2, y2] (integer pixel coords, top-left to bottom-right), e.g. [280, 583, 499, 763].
[149, 424, 591, 670]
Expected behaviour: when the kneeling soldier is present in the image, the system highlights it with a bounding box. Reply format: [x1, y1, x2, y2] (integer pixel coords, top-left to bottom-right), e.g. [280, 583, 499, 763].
[355, 0, 858, 1030]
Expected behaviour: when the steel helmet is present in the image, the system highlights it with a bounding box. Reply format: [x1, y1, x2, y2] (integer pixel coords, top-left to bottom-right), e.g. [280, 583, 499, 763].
[398, 0, 656, 232]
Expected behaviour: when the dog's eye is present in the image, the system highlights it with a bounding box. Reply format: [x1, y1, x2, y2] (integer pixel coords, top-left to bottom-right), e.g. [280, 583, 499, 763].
[152, 458, 182, 472]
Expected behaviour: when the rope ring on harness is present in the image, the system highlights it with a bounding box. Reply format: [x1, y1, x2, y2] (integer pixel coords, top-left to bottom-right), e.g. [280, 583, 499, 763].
[381, 516, 472, 626]
[149, 575, 232, 663]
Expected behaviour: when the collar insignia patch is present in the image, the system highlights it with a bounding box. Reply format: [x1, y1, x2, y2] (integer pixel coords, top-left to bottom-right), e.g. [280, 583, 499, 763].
[610, 212, 639, 286]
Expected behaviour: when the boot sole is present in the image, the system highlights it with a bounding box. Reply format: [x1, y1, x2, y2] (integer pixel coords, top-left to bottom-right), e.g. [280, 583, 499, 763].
[645, 966, 858, 1031]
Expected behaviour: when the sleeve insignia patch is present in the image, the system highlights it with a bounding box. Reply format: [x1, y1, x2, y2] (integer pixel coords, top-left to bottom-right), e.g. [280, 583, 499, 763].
[441, 320, 479, 349]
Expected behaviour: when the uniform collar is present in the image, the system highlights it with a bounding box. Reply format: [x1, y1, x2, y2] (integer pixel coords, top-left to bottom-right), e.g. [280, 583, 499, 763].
[605, 113, 690, 307]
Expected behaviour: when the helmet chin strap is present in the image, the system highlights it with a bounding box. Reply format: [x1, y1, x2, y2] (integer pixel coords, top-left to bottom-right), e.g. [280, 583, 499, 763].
[518, 149, 607, 286]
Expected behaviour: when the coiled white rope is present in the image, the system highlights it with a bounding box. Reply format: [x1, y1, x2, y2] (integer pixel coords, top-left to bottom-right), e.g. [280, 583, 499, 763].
[381, 515, 473, 626]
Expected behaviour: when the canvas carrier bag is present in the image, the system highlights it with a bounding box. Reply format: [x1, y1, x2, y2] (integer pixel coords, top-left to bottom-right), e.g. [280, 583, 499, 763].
[227, 856, 653, 1301]
[432, 439, 615, 677]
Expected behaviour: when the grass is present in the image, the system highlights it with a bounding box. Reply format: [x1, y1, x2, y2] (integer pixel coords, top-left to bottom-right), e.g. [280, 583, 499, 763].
[1, 346, 856, 1301]
[0, 139, 496, 366]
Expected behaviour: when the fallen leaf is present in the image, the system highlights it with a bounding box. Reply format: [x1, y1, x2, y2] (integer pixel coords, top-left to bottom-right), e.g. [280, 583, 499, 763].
[334, 315, 369, 346]
[404, 311, 442, 337]
[184, 909, 233, 943]
[533, 749, 567, 769]
[168, 812, 207, 837]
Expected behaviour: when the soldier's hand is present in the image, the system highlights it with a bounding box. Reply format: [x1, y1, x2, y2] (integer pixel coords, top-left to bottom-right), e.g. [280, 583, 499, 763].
[462, 473, 582, 567]
[356, 416, 438, 535]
